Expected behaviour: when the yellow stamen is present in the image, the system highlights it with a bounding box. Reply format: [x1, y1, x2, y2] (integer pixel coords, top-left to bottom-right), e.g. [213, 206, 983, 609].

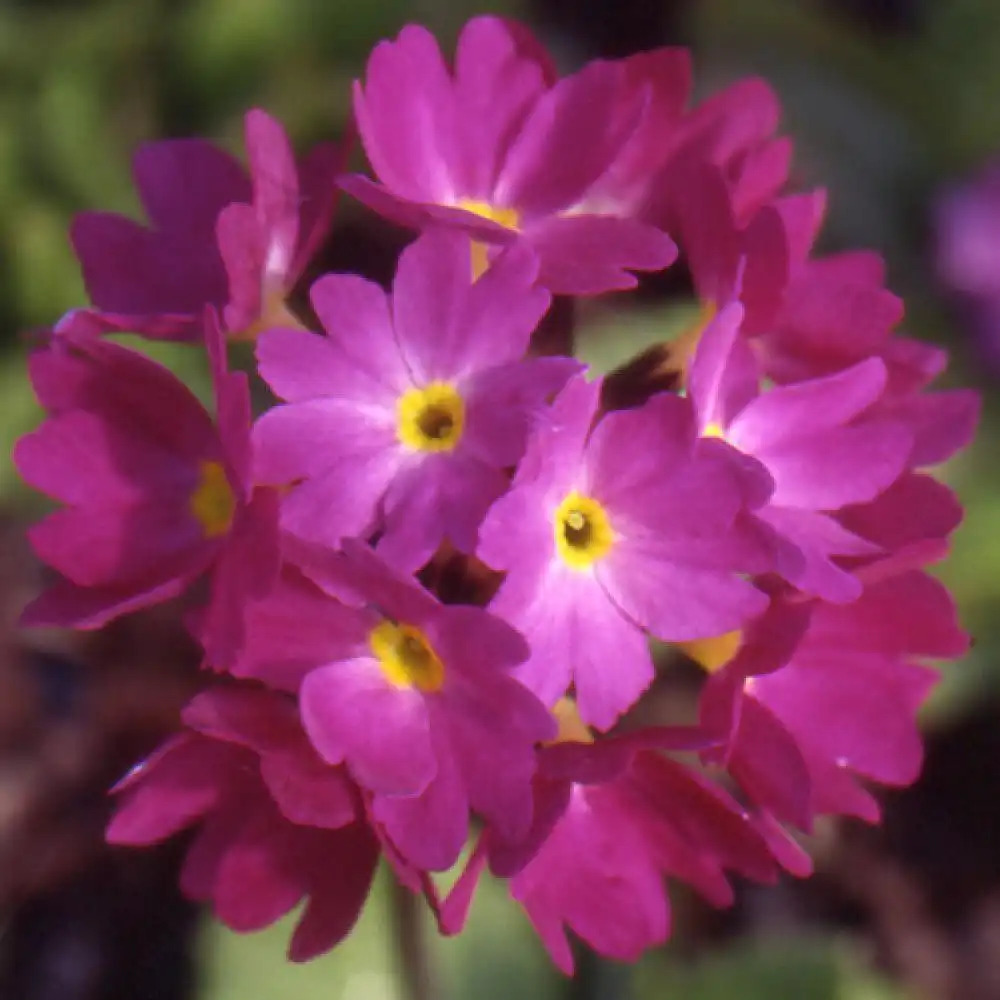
[678, 630, 742, 673]
[370, 621, 445, 692]
[554, 492, 615, 570]
[702, 421, 727, 440]
[397, 382, 465, 452]
[190, 460, 236, 538]
[456, 199, 520, 280]
[548, 697, 594, 745]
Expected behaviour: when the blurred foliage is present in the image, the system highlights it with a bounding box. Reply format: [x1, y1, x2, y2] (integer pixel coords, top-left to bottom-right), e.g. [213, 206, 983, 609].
[200, 869, 907, 1000]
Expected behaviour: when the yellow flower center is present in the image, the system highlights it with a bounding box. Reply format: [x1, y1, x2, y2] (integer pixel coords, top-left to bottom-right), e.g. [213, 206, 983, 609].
[554, 492, 615, 570]
[457, 199, 520, 231]
[455, 199, 521, 280]
[190, 460, 236, 538]
[678, 630, 742, 673]
[702, 421, 727, 440]
[370, 621, 445, 692]
[397, 382, 465, 452]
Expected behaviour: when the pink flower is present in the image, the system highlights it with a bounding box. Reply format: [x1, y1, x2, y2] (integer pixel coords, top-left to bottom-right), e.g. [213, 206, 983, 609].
[755, 250, 905, 384]
[254, 228, 576, 571]
[478, 374, 772, 729]
[107, 685, 380, 961]
[439, 723, 779, 973]
[232, 541, 555, 872]
[339, 17, 677, 294]
[688, 301, 913, 602]
[71, 109, 344, 341]
[15, 311, 279, 656]
[698, 560, 968, 827]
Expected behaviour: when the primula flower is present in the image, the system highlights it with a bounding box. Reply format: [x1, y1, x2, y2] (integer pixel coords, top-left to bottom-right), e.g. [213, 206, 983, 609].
[71, 109, 343, 341]
[688, 300, 913, 602]
[15, 311, 279, 655]
[439, 716, 780, 973]
[755, 250, 906, 385]
[340, 16, 677, 293]
[108, 685, 380, 961]
[477, 374, 772, 730]
[254, 228, 576, 571]
[231, 541, 555, 872]
[697, 560, 968, 828]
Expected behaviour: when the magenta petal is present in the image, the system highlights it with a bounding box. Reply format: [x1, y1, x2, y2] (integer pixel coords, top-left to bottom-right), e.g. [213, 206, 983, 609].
[726, 697, 813, 829]
[71, 211, 226, 317]
[452, 17, 549, 196]
[888, 388, 980, 468]
[554, 570, 654, 730]
[300, 660, 436, 796]
[20, 574, 190, 630]
[207, 808, 307, 932]
[288, 823, 379, 961]
[107, 735, 238, 844]
[256, 326, 394, 404]
[603, 544, 768, 641]
[28, 501, 207, 589]
[15, 409, 194, 507]
[234, 571, 371, 691]
[527, 214, 677, 295]
[354, 25, 459, 203]
[462, 357, 581, 468]
[259, 754, 357, 830]
[244, 108, 299, 282]
[374, 732, 469, 871]
[391, 229, 477, 383]
[732, 356, 889, 451]
[445, 241, 551, 374]
[762, 507, 872, 602]
[132, 138, 249, 232]
[379, 453, 508, 571]
[217, 203, 265, 332]
[755, 420, 912, 511]
[307, 272, 412, 393]
[253, 399, 395, 484]
[839, 473, 963, 551]
[498, 61, 631, 214]
[511, 786, 669, 973]
[754, 652, 933, 786]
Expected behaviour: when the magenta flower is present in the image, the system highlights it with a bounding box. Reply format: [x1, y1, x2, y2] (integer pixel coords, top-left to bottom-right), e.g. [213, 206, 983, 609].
[755, 250, 905, 384]
[71, 109, 344, 341]
[477, 374, 772, 730]
[688, 300, 913, 602]
[108, 685, 380, 961]
[254, 228, 576, 571]
[439, 723, 779, 973]
[339, 17, 676, 294]
[15, 311, 280, 657]
[232, 541, 555, 871]
[665, 164, 825, 338]
[698, 562, 968, 827]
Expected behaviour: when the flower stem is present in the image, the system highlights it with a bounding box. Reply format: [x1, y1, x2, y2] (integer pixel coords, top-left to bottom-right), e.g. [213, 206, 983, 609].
[391, 877, 439, 1000]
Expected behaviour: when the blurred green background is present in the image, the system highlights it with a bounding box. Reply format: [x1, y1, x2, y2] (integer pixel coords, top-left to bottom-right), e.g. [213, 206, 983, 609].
[2, 0, 999, 998]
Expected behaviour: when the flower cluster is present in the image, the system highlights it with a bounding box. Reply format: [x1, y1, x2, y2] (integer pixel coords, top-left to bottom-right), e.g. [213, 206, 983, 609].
[16, 16, 976, 973]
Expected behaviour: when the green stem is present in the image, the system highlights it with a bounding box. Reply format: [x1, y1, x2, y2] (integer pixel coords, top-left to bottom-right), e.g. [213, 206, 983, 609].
[391, 878, 439, 1000]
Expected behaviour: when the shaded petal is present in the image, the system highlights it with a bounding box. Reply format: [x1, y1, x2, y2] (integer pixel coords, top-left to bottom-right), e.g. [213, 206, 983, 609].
[300, 659, 436, 796]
